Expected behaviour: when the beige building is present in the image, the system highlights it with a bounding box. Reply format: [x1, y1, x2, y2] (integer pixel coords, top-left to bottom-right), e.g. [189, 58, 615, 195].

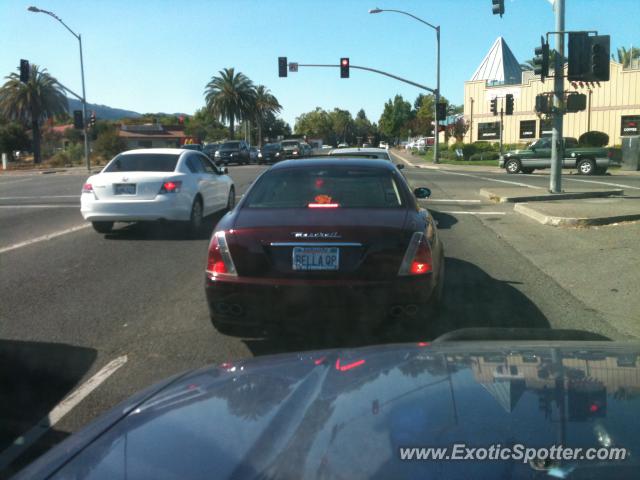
[463, 37, 640, 147]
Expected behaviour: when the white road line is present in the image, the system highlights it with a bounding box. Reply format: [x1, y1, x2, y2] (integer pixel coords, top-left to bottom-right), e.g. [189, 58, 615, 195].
[0, 205, 79, 209]
[441, 211, 507, 215]
[0, 195, 79, 200]
[0, 355, 128, 470]
[0, 224, 90, 255]
[564, 177, 640, 191]
[427, 199, 482, 203]
[392, 152, 544, 189]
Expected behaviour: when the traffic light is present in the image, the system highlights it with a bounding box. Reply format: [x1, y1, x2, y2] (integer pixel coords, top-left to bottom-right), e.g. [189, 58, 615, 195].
[491, 0, 504, 16]
[533, 37, 550, 80]
[490, 97, 498, 116]
[73, 110, 84, 129]
[535, 94, 551, 114]
[20, 59, 30, 83]
[505, 94, 514, 115]
[566, 93, 587, 113]
[340, 58, 350, 78]
[278, 57, 287, 78]
[436, 102, 447, 121]
[90, 111, 97, 128]
[590, 35, 610, 81]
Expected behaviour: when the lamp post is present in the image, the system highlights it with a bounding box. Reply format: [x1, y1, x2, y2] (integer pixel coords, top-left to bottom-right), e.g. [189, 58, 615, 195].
[28, 6, 90, 171]
[369, 7, 440, 163]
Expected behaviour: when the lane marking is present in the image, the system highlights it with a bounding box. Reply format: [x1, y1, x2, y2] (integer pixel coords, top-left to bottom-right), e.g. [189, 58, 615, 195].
[0, 177, 36, 186]
[0, 355, 128, 470]
[564, 177, 640, 191]
[0, 195, 79, 200]
[0, 224, 90, 255]
[0, 205, 79, 209]
[427, 199, 482, 203]
[391, 152, 544, 189]
[441, 211, 506, 215]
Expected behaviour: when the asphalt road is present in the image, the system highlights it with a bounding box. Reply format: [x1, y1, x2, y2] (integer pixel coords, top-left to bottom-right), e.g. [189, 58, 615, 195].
[1, 160, 638, 476]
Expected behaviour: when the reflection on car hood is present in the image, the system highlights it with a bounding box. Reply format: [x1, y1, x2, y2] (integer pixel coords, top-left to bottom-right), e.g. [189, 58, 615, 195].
[20, 342, 640, 479]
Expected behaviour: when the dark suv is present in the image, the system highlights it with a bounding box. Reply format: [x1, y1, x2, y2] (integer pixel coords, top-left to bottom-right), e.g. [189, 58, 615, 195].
[214, 140, 250, 165]
[257, 143, 285, 164]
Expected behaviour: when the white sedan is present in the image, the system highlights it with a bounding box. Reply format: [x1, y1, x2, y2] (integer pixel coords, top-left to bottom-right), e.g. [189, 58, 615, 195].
[81, 148, 235, 234]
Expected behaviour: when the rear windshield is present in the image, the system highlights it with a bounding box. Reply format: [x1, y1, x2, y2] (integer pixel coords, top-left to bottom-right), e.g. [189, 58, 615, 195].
[330, 152, 391, 160]
[263, 143, 280, 150]
[282, 141, 300, 147]
[244, 166, 404, 209]
[104, 153, 179, 172]
[220, 142, 240, 150]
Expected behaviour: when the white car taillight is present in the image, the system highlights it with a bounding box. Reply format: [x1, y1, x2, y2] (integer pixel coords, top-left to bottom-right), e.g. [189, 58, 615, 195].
[398, 232, 433, 276]
[207, 231, 237, 276]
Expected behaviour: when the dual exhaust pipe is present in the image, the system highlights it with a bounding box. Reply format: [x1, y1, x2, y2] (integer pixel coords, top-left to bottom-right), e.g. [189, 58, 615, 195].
[389, 304, 418, 318]
[215, 302, 244, 317]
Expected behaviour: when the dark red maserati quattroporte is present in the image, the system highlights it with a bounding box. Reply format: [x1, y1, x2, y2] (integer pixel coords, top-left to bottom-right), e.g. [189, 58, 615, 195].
[205, 158, 444, 336]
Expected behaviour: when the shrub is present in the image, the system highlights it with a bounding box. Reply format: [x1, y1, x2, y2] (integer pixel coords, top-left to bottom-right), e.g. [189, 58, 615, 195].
[67, 143, 85, 164]
[49, 150, 71, 167]
[469, 152, 500, 161]
[579, 130, 609, 147]
[472, 141, 498, 153]
[94, 129, 127, 159]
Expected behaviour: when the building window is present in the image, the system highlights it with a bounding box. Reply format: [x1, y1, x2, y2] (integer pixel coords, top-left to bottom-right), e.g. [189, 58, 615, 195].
[478, 122, 500, 141]
[539, 119, 553, 138]
[519, 120, 536, 139]
[621, 115, 640, 136]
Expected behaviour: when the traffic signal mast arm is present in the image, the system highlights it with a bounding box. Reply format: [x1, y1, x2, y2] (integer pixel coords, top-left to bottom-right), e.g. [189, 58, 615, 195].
[293, 62, 436, 93]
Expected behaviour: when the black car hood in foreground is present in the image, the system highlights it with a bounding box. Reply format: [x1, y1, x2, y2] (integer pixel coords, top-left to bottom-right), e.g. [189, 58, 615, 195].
[19, 340, 640, 479]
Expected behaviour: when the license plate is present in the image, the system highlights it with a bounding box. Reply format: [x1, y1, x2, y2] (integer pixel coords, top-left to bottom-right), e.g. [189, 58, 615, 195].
[292, 247, 339, 271]
[114, 184, 136, 195]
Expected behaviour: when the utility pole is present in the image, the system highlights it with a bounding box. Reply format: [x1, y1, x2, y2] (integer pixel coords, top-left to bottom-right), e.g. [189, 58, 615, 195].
[550, 0, 565, 193]
[433, 25, 441, 164]
[499, 100, 504, 157]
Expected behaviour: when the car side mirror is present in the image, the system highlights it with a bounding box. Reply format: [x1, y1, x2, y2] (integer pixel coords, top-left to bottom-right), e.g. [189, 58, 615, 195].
[414, 187, 431, 199]
[396, 163, 405, 169]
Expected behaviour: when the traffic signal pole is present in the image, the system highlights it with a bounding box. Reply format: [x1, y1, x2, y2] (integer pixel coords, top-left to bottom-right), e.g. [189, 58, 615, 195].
[550, 0, 565, 193]
[499, 103, 504, 157]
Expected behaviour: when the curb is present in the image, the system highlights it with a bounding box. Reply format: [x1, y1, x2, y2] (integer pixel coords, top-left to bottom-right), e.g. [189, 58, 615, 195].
[480, 188, 624, 203]
[514, 203, 640, 227]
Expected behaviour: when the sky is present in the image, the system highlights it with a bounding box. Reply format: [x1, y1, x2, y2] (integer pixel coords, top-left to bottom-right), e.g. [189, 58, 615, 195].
[1, 0, 638, 128]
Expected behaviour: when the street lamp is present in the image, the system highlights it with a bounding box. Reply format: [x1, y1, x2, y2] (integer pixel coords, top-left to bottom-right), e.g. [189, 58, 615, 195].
[369, 7, 441, 164]
[28, 6, 90, 171]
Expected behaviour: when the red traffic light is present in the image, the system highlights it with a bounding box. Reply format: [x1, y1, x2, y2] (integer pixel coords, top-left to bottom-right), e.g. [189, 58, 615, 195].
[340, 57, 349, 78]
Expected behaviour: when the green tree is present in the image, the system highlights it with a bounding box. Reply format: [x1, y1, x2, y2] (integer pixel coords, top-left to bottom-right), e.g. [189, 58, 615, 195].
[185, 108, 228, 142]
[295, 107, 333, 142]
[0, 122, 30, 160]
[329, 108, 354, 145]
[378, 95, 413, 141]
[251, 85, 281, 147]
[204, 68, 255, 139]
[616, 46, 640, 68]
[261, 113, 291, 142]
[354, 109, 373, 143]
[0, 64, 68, 163]
[93, 127, 127, 160]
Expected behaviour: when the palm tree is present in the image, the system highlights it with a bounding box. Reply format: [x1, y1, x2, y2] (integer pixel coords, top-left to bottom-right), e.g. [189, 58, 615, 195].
[204, 68, 255, 139]
[251, 85, 281, 147]
[520, 51, 566, 72]
[0, 64, 67, 163]
[616, 46, 640, 68]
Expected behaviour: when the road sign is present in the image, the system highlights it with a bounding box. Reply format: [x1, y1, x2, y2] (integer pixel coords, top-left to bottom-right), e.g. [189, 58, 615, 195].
[289, 62, 298, 72]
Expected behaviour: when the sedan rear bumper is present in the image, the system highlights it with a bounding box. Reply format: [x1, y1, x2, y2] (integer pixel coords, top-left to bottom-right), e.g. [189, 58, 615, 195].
[81, 194, 189, 222]
[205, 274, 437, 329]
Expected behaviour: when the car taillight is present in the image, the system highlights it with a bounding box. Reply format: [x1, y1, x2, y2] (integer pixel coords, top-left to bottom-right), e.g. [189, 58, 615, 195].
[159, 181, 182, 194]
[398, 232, 433, 276]
[607, 149, 614, 158]
[207, 231, 237, 276]
[82, 183, 93, 193]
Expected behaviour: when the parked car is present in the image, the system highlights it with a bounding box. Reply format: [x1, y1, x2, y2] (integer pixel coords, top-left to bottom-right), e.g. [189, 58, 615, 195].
[362, 143, 373, 148]
[337, 142, 349, 148]
[203, 143, 220, 160]
[180, 143, 203, 151]
[379, 141, 389, 149]
[301, 143, 313, 156]
[281, 139, 305, 159]
[205, 157, 443, 337]
[80, 148, 235, 234]
[500, 137, 613, 175]
[257, 142, 285, 164]
[214, 140, 250, 165]
[249, 146, 259, 163]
